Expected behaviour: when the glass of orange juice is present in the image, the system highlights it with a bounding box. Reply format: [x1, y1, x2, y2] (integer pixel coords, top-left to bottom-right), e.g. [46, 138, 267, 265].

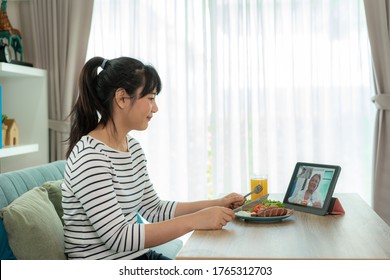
[250, 175, 268, 201]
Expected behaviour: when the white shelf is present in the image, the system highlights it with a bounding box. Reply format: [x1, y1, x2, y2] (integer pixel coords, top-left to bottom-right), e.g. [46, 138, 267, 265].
[0, 144, 39, 158]
[0, 62, 45, 78]
[0, 61, 48, 172]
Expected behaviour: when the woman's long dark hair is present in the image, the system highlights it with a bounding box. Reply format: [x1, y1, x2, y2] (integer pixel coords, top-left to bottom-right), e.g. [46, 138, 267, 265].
[66, 56, 162, 158]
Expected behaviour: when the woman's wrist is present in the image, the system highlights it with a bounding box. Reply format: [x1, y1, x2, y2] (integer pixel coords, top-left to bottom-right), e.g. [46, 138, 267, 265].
[213, 198, 226, 207]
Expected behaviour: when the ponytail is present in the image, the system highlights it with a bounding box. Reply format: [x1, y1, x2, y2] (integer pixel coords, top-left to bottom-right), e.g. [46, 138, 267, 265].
[66, 57, 105, 158]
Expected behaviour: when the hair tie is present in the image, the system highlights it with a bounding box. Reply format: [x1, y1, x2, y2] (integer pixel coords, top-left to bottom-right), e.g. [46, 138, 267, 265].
[101, 59, 108, 69]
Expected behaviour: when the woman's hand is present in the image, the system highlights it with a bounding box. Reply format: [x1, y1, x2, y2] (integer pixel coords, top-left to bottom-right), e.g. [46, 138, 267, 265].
[219, 192, 245, 209]
[188, 206, 235, 230]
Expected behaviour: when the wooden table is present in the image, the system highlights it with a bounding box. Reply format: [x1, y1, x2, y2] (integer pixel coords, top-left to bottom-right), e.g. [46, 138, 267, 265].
[176, 193, 390, 259]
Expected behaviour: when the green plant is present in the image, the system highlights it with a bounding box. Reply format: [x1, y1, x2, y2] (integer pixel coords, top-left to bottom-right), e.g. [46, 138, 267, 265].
[2, 114, 8, 123]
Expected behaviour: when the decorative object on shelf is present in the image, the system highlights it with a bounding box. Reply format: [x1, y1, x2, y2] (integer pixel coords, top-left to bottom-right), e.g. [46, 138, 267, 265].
[2, 114, 7, 148]
[0, 0, 23, 62]
[4, 118, 18, 146]
[0, 37, 10, 62]
[1, 123, 6, 147]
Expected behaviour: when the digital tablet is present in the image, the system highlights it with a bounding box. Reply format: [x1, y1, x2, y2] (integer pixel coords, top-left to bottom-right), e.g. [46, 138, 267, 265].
[283, 162, 341, 216]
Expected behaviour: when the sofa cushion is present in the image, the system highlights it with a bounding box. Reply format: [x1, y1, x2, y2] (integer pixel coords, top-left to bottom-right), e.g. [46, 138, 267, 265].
[0, 219, 16, 260]
[0, 187, 66, 260]
[0, 160, 66, 209]
[41, 180, 64, 224]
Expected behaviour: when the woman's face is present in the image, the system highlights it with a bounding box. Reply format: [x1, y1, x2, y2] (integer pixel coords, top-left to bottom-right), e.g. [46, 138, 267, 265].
[308, 175, 320, 192]
[125, 87, 158, 131]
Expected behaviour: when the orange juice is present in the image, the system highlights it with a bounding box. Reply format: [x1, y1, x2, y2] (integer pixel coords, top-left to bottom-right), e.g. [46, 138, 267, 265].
[250, 176, 268, 200]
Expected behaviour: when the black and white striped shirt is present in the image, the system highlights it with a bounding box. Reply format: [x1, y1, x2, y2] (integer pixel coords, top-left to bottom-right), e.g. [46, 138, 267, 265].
[62, 135, 177, 259]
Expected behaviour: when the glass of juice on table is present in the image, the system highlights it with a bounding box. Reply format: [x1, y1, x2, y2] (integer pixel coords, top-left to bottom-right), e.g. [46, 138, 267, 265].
[250, 175, 268, 201]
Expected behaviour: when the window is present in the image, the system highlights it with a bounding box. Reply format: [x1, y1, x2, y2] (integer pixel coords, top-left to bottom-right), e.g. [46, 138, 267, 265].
[87, 0, 375, 203]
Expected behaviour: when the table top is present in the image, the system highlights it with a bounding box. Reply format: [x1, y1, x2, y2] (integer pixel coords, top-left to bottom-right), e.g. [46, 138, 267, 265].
[176, 193, 390, 259]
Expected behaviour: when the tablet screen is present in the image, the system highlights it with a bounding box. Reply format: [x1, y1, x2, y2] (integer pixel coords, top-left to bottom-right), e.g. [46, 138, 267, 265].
[283, 162, 341, 215]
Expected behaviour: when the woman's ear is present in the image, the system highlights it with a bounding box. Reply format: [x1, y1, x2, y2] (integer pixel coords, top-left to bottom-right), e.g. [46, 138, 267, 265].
[114, 88, 127, 109]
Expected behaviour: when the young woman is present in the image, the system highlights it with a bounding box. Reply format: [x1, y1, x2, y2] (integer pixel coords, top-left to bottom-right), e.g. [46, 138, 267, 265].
[62, 56, 244, 260]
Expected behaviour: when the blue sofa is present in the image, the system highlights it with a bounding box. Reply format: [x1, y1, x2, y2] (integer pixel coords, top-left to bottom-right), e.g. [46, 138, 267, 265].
[0, 160, 182, 260]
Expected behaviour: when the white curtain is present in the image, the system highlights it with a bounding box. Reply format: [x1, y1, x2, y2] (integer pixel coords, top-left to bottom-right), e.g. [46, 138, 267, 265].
[87, 0, 375, 203]
[364, 0, 390, 225]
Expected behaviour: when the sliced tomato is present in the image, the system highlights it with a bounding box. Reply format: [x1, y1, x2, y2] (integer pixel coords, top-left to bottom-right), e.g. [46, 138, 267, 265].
[252, 204, 266, 213]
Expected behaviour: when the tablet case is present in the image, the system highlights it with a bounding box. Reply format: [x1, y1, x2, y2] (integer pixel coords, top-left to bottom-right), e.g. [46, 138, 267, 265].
[327, 197, 345, 215]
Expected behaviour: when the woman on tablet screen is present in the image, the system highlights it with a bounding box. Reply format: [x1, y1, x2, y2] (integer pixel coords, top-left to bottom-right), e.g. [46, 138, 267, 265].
[288, 174, 322, 208]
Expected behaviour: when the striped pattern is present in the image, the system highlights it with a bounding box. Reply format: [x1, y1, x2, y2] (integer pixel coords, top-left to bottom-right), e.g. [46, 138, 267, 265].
[62, 135, 177, 259]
